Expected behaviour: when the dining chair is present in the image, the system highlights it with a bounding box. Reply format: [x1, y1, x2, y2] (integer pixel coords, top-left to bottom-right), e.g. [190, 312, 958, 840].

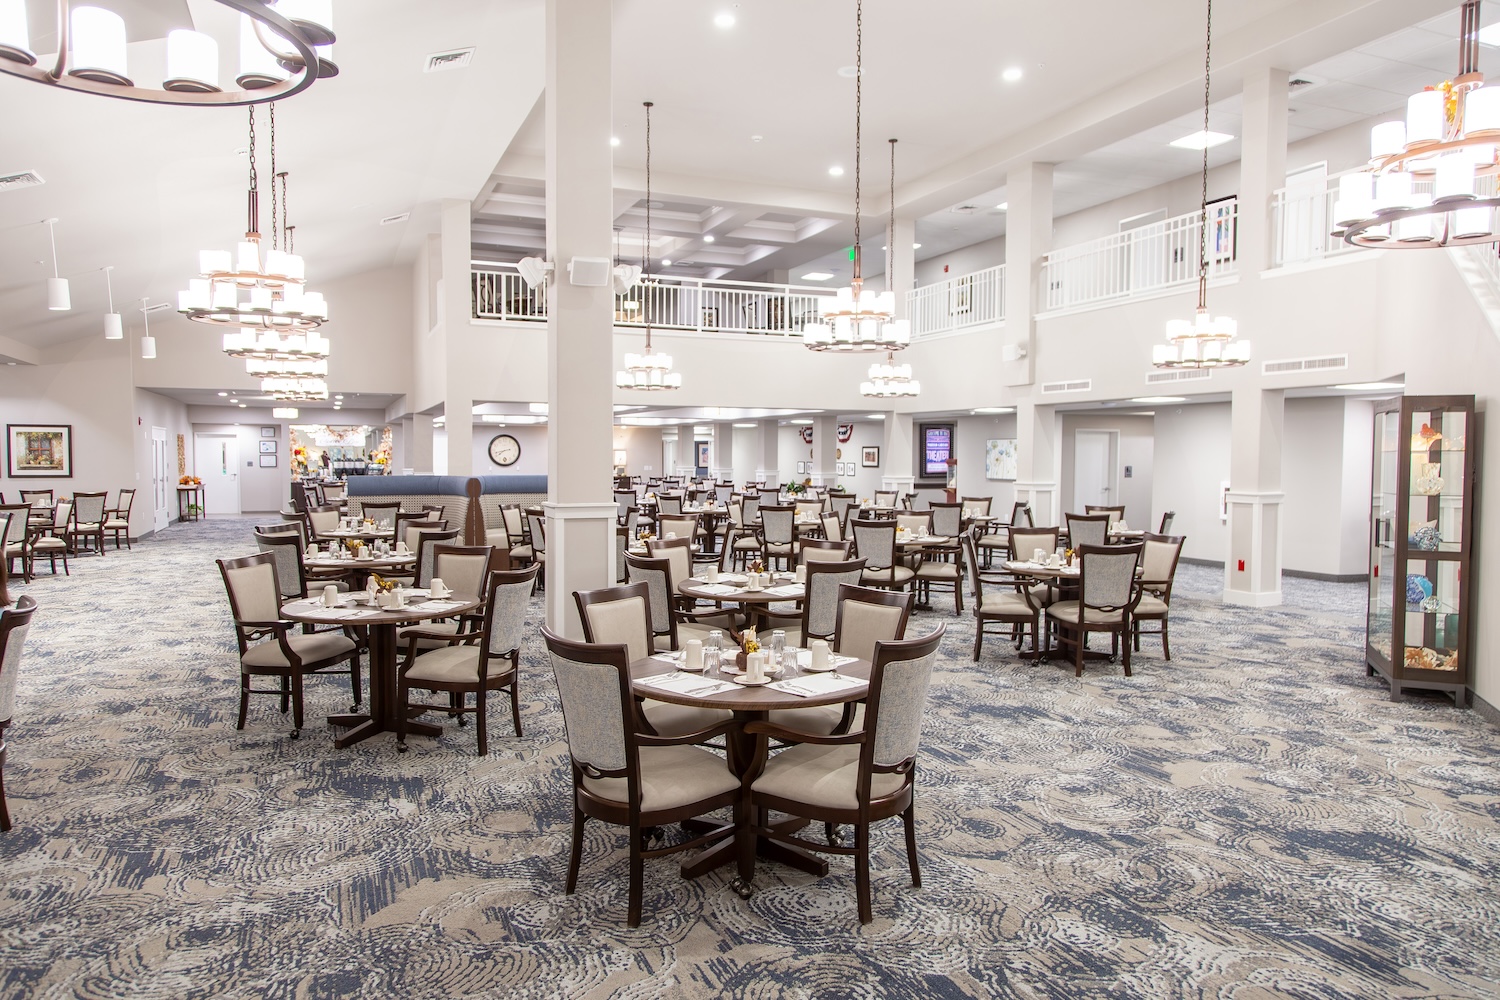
[740, 494, 761, 527]
[624, 551, 736, 649]
[1085, 504, 1127, 523]
[1132, 532, 1186, 660]
[817, 511, 841, 543]
[828, 494, 856, 525]
[0, 595, 39, 833]
[645, 535, 700, 599]
[656, 493, 684, 517]
[962, 534, 1045, 661]
[850, 519, 913, 592]
[1045, 543, 1144, 677]
[68, 491, 109, 556]
[397, 564, 539, 755]
[18, 490, 52, 508]
[928, 502, 965, 539]
[502, 505, 532, 566]
[798, 537, 852, 565]
[541, 627, 740, 928]
[741, 626, 946, 923]
[1065, 512, 1111, 549]
[525, 511, 547, 589]
[614, 490, 638, 520]
[960, 496, 993, 519]
[977, 501, 1031, 568]
[305, 504, 342, 541]
[873, 490, 898, 508]
[655, 513, 699, 547]
[0, 505, 34, 582]
[103, 488, 135, 550]
[254, 528, 318, 601]
[794, 498, 824, 522]
[216, 552, 362, 738]
[357, 500, 402, 537]
[410, 526, 463, 587]
[1157, 511, 1176, 534]
[395, 544, 494, 654]
[714, 483, 734, 505]
[29, 499, 72, 576]
[895, 512, 932, 540]
[321, 481, 347, 506]
[758, 487, 780, 507]
[393, 511, 437, 552]
[757, 505, 796, 571]
[760, 560, 870, 738]
[913, 528, 966, 614]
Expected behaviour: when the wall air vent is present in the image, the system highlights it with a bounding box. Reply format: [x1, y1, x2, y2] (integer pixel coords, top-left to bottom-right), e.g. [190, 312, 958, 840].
[424, 47, 475, 73]
[1262, 354, 1348, 375]
[1040, 379, 1092, 395]
[0, 170, 45, 192]
[1145, 368, 1212, 385]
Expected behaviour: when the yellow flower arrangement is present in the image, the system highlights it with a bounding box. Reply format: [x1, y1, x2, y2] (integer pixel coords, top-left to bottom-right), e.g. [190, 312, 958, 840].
[178, 475, 201, 486]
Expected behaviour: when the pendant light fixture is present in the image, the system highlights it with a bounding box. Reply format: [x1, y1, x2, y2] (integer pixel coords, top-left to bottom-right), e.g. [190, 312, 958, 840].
[43, 218, 69, 310]
[139, 298, 156, 359]
[0, 0, 336, 107]
[802, 0, 906, 354]
[862, 138, 918, 397]
[616, 101, 682, 391]
[102, 265, 122, 339]
[1334, 0, 1500, 248]
[1152, 0, 1250, 370]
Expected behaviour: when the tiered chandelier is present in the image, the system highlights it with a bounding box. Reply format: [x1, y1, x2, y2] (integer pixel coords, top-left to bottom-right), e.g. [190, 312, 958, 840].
[860, 352, 920, 397]
[803, 0, 908, 354]
[0, 0, 336, 107]
[616, 101, 681, 391]
[1152, 0, 1250, 370]
[178, 103, 331, 399]
[1334, 0, 1500, 249]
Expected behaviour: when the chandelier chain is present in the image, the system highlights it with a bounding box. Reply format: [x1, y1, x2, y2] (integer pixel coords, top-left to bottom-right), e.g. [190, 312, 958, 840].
[270, 103, 278, 252]
[247, 105, 257, 196]
[643, 100, 654, 351]
[282, 173, 292, 254]
[1197, 0, 1212, 307]
[887, 138, 896, 286]
[853, 0, 863, 274]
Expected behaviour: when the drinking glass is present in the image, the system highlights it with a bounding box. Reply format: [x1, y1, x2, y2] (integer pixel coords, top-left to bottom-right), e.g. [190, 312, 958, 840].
[705, 630, 724, 678]
[770, 630, 786, 666]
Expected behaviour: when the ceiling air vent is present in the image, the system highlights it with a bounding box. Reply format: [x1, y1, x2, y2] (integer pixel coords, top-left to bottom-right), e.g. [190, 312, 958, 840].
[424, 47, 475, 73]
[950, 204, 980, 214]
[1288, 76, 1323, 92]
[0, 170, 45, 192]
[1145, 368, 1211, 385]
[380, 212, 410, 226]
[1262, 353, 1348, 375]
[1041, 379, 1092, 395]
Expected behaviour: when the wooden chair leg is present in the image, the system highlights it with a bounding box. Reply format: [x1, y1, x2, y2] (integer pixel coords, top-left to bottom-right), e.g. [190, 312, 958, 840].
[627, 828, 645, 928]
[903, 802, 921, 888]
[565, 805, 585, 894]
[0, 748, 10, 833]
[475, 692, 488, 756]
[348, 653, 362, 709]
[1122, 622, 1133, 677]
[855, 822, 873, 924]
[290, 672, 305, 736]
[1074, 624, 1085, 677]
[279, 675, 290, 715]
[237, 674, 250, 730]
[509, 662, 523, 736]
[1161, 617, 1172, 661]
[972, 619, 982, 661]
[396, 679, 409, 752]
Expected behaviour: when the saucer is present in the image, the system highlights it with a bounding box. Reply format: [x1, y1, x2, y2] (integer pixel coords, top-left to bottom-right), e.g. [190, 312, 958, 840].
[732, 675, 772, 686]
[801, 660, 838, 672]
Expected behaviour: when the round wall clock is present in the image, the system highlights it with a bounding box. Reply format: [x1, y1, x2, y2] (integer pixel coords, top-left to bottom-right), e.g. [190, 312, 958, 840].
[488, 433, 521, 467]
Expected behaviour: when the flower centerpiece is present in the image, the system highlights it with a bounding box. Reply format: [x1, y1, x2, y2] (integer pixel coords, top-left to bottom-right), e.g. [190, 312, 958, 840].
[785, 481, 807, 496]
[179, 475, 201, 486]
[736, 628, 760, 670]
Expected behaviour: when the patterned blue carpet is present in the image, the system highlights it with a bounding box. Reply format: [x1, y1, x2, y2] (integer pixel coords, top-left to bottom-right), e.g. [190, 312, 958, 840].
[1, 516, 1498, 999]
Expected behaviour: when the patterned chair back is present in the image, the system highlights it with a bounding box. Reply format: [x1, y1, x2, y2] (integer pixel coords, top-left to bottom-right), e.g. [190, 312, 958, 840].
[544, 630, 631, 777]
[801, 559, 866, 641]
[929, 502, 964, 538]
[1079, 544, 1142, 612]
[1065, 513, 1110, 549]
[851, 519, 896, 571]
[526, 512, 547, 555]
[760, 506, 795, 546]
[623, 554, 675, 644]
[431, 545, 494, 602]
[0, 596, 38, 724]
[485, 566, 540, 657]
[255, 530, 307, 599]
[412, 527, 462, 587]
[72, 491, 107, 527]
[741, 495, 761, 524]
[866, 628, 945, 773]
[656, 494, 683, 516]
[0, 506, 28, 547]
[575, 582, 654, 662]
[833, 584, 912, 662]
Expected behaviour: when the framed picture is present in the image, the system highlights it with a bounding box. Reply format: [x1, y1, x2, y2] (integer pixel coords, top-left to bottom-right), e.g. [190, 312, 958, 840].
[834, 462, 846, 477]
[985, 438, 1017, 481]
[1208, 195, 1237, 262]
[260, 426, 276, 438]
[696, 441, 711, 469]
[949, 275, 973, 316]
[861, 445, 880, 467]
[701, 306, 720, 329]
[796, 460, 808, 475]
[258, 440, 277, 454]
[918, 422, 954, 479]
[259, 454, 277, 468]
[7, 424, 72, 478]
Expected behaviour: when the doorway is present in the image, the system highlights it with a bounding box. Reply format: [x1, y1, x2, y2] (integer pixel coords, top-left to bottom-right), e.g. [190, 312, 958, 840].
[193, 433, 241, 515]
[152, 426, 170, 532]
[1073, 430, 1119, 515]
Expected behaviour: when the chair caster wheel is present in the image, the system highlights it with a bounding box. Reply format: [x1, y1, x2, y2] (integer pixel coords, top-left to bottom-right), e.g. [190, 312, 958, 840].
[456, 717, 467, 727]
[349, 704, 359, 713]
[289, 730, 300, 740]
[397, 743, 408, 753]
[730, 877, 754, 900]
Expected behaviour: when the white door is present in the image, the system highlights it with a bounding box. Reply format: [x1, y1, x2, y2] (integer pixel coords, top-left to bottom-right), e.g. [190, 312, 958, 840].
[1281, 162, 1328, 264]
[151, 426, 170, 532]
[194, 433, 241, 516]
[1073, 430, 1117, 514]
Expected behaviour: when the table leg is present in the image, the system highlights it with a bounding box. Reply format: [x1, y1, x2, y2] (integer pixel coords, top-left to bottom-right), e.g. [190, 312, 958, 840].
[331, 624, 442, 747]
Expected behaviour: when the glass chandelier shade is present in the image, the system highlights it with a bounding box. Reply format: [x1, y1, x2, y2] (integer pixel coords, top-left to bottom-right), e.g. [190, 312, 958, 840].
[245, 356, 327, 378]
[1334, 2, 1500, 248]
[860, 353, 920, 397]
[802, 275, 909, 352]
[223, 328, 329, 360]
[1153, 307, 1252, 368]
[615, 351, 682, 390]
[262, 375, 328, 400]
[0, 0, 336, 106]
[179, 239, 326, 331]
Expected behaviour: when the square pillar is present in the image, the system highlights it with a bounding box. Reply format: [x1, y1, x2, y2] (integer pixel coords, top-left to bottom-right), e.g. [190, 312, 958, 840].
[755, 420, 779, 485]
[1014, 401, 1059, 525]
[440, 199, 475, 476]
[1224, 387, 1284, 606]
[712, 422, 734, 482]
[1003, 162, 1053, 387]
[543, 0, 616, 636]
[1238, 67, 1290, 277]
[406, 413, 434, 474]
[881, 412, 914, 494]
[810, 416, 839, 487]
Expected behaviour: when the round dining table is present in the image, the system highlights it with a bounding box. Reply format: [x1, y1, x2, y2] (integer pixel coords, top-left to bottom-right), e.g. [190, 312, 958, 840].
[318, 527, 393, 542]
[281, 590, 480, 748]
[304, 550, 415, 588]
[629, 652, 870, 880]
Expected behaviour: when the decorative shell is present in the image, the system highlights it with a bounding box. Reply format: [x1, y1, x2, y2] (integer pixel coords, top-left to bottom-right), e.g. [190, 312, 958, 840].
[1408, 521, 1441, 551]
[1412, 423, 1443, 452]
[1404, 646, 1441, 671]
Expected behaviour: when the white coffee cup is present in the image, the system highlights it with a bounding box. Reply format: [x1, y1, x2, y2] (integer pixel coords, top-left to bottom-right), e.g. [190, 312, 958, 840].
[430, 578, 450, 599]
[794, 565, 807, 584]
[322, 584, 339, 608]
[705, 565, 719, 583]
[1032, 548, 1047, 563]
[746, 653, 765, 683]
[396, 541, 409, 554]
[811, 640, 831, 669]
[665, 531, 677, 539]
[685, 639, 703, 670]
[357, 546, 371, 560]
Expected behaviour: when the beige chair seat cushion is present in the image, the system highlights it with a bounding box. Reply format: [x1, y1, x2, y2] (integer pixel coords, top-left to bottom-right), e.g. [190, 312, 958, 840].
[397, 619, 469, 651]
[1047, 600, 1127, 626]
[976, 533, 1007, 548]
[242, 630, 356, 669]
[72, 522, 102, 532]
[861, 565, 915, 586]
[733, 537, 761, 551]
[915, 562, 959, 581]
[1027, 583, 1053, 606]
[485, 528, 509, 547]
[641, 699, 732, 739]
[677, 620, 738, 645]
[103, 518, 129, 530]
[1135, 594, 1168, 617]
[583, 743, 738, 812]
[405, 645, 511, 685]
[767, 705, 846, 737]
[751, 742, 902, 810]
[511, 544, 534, 561]
[31, 537, 67, 551]
[764, 542, 794, 555]
[979, 591, 1035, 616]
[5, 543, 25, 556]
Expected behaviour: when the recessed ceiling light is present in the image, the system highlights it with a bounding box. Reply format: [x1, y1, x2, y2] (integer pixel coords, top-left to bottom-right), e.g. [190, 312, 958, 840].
[995, 202, 1008, 211]
[972, 406, 1015, 415]
[733, 422, 757, 428]
[702, 234, 715, 243]
[1002, 66, 1023, 82]
[866, 413, 886, 420]
[229, 398, 239, 403]
[217, 391, 228, 397]
[1332, 381, 1405, 391]
[912, 243, 922, 249]
[334, 394, 344, 400]
[661, 259, 672, 266]
[828, 165, 845, 177]
[714, 12, 735, 28]
[800, 272, 834, 281]
[1169, 129, 1235, 150]
[238, 403, 247, 408]
[610, 136, 621, 146]
[751, 134, 763, 142]
[1130, 396, 1187, 403]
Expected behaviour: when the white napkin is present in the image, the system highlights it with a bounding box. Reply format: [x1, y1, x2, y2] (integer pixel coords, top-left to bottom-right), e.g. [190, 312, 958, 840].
[636, 672, 736, 696]
[795, 650, 858, 668]
[769, 673, 867, 698]
[696, 583, 743, 596]
[763, 585, 805, 598]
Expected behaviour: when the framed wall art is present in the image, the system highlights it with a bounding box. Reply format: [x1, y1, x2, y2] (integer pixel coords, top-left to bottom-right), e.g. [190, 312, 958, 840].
[861, 445, 880, 467]
[259, 454, 277, 468]
[258, 440, 277, 454]
[260, 426, 276, 438]
[7, 424, 72, 478]
[984, 438, 1017, 481]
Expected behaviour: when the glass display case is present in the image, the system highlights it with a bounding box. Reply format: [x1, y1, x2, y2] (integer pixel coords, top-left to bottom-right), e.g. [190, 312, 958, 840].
[1366, 395, 1475, 707]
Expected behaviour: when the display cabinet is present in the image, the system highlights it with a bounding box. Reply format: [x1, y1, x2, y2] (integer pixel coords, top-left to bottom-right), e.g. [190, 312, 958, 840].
[1367, 395, 1476, 707]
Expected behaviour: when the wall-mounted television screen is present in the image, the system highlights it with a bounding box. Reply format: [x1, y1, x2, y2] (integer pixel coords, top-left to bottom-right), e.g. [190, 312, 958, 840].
[920, 422, 954, 478]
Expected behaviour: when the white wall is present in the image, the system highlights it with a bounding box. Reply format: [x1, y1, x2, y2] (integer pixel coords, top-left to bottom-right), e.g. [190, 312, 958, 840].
[470, 423, 548, 476]
[916, 234, 1007, 287]
[132, 389, 191, 535]
[1151, 401, 1231, 563]
[1060, 414, 1156, 527]
[1281, 397, 1362, 577]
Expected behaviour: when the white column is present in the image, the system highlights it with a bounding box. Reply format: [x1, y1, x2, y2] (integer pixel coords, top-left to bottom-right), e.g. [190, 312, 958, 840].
[440, 199, 474, 475]
[1224, 386, 1284, 607]
[1003, 162, 1053, 387]
[809, 416, 839, 487]
[543, 0, 616, 636]
[1014, 400, 1059, 525]
[407, 413, 434, 474]
[755, 419, 779, 485]
[881, 411, 914, 494]
[712, 422, 734, 482]
[1237, 67, 1290, 278]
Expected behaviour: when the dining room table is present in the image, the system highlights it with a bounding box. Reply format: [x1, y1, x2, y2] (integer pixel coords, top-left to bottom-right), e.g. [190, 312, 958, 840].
[304, 548, 416, 589]
[677, 572, 806, 633]
[629, 650, 870, 881]
[280, 588, 481, 748]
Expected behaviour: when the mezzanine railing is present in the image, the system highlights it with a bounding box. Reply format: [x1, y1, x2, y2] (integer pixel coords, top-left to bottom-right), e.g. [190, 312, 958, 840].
[905, 264, 1005, 337]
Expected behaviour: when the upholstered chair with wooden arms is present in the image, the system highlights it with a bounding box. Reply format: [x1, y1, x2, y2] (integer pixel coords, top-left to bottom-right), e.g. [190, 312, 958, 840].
[68, 491, 108, 556]
[1045, 543, 1144, 678]
[103, 488, 135, 550]
[0, 595, 38, 832]
[962, 533, 1045, 661]
[1132, 532, 1185, 660]
[29, 499, 72, 576]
